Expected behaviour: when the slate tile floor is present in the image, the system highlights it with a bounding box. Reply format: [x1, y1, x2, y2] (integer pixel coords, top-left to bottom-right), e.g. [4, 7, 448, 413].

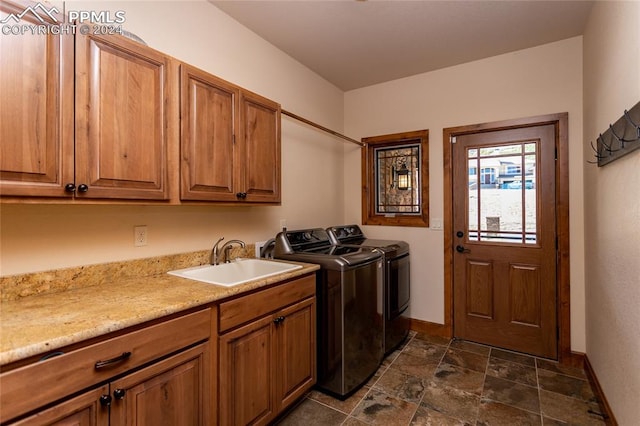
[276, 332, 608, 426]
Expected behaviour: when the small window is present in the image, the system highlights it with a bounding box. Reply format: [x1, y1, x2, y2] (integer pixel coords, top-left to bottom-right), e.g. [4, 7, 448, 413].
[362, 130, 429, 227]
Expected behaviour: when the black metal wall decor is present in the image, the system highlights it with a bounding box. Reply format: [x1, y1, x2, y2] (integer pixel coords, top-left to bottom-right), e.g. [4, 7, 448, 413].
[589, 100, 640, 166]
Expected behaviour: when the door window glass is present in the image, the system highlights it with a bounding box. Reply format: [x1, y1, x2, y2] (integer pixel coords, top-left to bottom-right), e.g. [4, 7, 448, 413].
[467, 142, 538, 244]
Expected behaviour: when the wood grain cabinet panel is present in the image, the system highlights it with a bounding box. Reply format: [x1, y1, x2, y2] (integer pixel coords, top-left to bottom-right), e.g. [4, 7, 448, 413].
[0, 1, 74, 197]
[219, 316, 275, 426]
[10, 386, 109, 426]
[238, 91, 281, 203]
[110, 343, 210, 426]
[0, 309, 211, 425]
[180, 64, 238, 201]
[218, 274, 316, 425]
[276, 298, 316, 410]
[180, 64, 281, 204]
[0, 10, 174, 201]
[75, 30, 172, 200]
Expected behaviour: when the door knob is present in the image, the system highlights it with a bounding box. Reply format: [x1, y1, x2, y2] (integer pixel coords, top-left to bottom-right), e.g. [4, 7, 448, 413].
[456, 231, 464, 238]
[456, 245, 470, 253]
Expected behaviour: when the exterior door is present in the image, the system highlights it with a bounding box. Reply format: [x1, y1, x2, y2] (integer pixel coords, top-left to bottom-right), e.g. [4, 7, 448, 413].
[453, 124, 557, 359]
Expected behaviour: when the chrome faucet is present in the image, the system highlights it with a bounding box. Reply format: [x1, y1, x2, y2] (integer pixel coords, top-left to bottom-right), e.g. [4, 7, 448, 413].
[221, 239, 246, 263]
[210, 237, 224, 265]
[210, 237, 246, 265]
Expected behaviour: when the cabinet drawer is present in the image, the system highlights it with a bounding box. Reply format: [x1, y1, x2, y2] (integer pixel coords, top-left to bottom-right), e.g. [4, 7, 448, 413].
[219, 274, 315, 332]
[0, 308, 211, 423]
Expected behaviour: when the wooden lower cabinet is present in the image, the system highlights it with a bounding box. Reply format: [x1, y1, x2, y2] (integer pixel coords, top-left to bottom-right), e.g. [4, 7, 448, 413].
[110, 342, 210, 426]
[11, 343, 209, 426]
[218, 277, 316, 425]
[1, 309, 212, 425]
[276, 299, 316, 410]
[11, 386, 109, 426]
[219, 316, 275, 425]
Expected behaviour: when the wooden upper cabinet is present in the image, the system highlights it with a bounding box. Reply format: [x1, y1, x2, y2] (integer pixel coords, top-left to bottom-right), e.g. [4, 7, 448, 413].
[180, 64, 238, 201]
[180, 63, 281, 203]
[75, 30, 172, 200]
[0, 1, 74, 197]
[239, 91, 281, 203]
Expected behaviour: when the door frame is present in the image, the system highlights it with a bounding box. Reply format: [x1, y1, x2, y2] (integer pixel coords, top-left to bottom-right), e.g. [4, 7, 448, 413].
[443, 113, 577, 365]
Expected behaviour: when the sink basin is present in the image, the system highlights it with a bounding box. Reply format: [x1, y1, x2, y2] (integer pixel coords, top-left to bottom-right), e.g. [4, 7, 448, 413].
[168, 258, 302, 287]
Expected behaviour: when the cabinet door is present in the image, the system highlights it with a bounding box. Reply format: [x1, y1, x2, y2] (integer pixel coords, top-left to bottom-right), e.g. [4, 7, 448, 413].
[109, 343, 210, 426]
[275, 297, 316, 411]
[75, 31, 171, 200]
[0, 1, 74, 197]
[238, 91, 281, 203]
[180, 64, 239, 201]
[10, 385, 108, 426]
[219, 315, 275, 426]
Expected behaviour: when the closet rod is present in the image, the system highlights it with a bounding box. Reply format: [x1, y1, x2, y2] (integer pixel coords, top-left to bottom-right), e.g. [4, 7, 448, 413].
[282, 109, 365, 147]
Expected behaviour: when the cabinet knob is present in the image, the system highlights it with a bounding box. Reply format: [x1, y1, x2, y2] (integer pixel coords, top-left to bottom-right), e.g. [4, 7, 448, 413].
[113, 388, 126, 400]
[64, 183, 76, 193]
[273, 316, 285, 324]
[236, 192, 247, 199]
[99, 394, 112, 407]
[78, 184, 89, 193]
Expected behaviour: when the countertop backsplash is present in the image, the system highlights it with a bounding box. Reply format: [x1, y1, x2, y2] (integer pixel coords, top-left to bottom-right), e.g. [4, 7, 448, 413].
[0, 244, 255, 302]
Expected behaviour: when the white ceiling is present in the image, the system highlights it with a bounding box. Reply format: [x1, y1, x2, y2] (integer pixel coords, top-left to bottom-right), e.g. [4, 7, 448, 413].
[211, 0, 594, 91]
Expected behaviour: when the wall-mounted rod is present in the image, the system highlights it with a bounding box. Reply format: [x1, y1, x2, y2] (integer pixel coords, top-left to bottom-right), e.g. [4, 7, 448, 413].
[282, 109, 365, 147]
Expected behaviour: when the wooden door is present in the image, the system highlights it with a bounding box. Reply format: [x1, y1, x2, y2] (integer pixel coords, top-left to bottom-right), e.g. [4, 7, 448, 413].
[180, 64, 239, 201]
[238, 91, 281, 203]
[219, 315, 275, 426]
[10, 385, 108, 426]
[0, 0, 74, 197]
[75, 30, 171, 200]
[453, 124, 557, 358]
[110, 343, 209, 426]
[275, 298, 316, 411]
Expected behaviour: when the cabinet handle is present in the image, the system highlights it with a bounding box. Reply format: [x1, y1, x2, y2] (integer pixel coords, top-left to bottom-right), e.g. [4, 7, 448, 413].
[113, 388, 126, 400]
[99, 394, 112, 407]
[64, 183, 76, 193]
[273, 316, 285, 325]
[78, 184, 89, 193]
[94, 351, 131, 369]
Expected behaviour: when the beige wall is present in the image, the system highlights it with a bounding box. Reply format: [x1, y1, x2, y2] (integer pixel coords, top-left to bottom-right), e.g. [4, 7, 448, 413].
[0, 1, 346, 275]
[344, 37, 586, 352]
[583, 2, 640, 424]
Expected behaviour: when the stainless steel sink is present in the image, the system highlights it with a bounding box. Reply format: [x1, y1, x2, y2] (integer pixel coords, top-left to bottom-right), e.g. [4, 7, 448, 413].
[168, 258, 302, 286]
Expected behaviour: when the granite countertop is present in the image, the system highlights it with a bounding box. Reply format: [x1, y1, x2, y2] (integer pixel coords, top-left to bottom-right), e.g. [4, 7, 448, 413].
[0, 252, 319, 366]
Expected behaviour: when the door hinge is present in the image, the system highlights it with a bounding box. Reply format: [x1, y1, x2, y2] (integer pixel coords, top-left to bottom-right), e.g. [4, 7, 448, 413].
[232, 134, 236, 144]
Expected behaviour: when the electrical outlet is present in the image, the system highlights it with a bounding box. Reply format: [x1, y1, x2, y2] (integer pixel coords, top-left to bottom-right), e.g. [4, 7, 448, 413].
[134, 226, 148, 246]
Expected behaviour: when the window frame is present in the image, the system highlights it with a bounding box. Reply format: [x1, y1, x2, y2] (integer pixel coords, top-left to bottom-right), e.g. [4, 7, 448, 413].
[361, 129, 429, 227]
